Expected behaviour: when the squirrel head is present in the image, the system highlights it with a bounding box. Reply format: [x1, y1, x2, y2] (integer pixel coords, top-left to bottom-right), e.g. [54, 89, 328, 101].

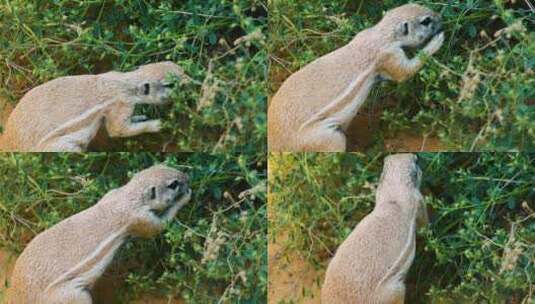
[379, 4, 442, 48]
[379, 153, 421, 188]
[121, 164, 191, 238]
[375, 153, 424, 214]
[129, 61, 189, 104]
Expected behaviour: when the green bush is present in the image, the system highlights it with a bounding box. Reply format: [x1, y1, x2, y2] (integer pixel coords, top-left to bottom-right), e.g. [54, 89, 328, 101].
[0, 153, 267, 303]
[269, 0, 534, 151]
[269, 152, 534, 303]
[0, 0, 267, 152]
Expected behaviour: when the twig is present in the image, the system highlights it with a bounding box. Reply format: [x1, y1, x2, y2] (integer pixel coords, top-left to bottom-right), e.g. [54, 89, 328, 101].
[154, 9, 233, 19]
[524, 0, 535, 12]
[467, 176, 528, 185]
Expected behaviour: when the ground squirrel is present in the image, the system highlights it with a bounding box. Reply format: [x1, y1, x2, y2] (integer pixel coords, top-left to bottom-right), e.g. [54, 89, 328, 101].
[268, 4, 444, 151]
[0, 62, 186, 152]
[322, 154, 427, 303]
[6, 165, 192, 303]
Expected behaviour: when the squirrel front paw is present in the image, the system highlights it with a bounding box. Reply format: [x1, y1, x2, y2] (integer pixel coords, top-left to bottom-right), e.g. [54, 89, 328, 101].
[423, 32, 445, 56]
[142, 120, 162, 133]
[131, 115, 148, 123]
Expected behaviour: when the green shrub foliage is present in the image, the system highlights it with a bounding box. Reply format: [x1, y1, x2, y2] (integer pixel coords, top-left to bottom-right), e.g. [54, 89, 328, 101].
[0, 153, 267, 303]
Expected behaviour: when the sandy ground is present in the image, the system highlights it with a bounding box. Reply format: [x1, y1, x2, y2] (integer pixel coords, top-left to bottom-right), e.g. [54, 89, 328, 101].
[0, 250, 16, 302]
[268, 235, 323, 304]
[0, 248, 183, 303]
[268, 157, 324, 304]
[0, 98, 13, 128]
[346, 111, 445, 152]
[384, 134, 444, 152]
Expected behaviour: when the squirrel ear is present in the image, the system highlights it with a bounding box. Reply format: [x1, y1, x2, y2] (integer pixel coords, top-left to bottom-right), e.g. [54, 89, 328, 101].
[139, 82, 150, 95]
[143, 186, 157, 200]
[395, 21, 409, 37]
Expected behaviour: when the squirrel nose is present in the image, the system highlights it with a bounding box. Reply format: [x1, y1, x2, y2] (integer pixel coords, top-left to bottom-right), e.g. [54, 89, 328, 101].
[434, 20, 443, 34]
[177, 183, 188, 194]
[168, 180, 180, 190]
[168, 180, 190, 198]
[161, 81, 175, 89]
[178, 182, 190, 196]
[168, 179, 188, 191]
[176, 184, 191, 200]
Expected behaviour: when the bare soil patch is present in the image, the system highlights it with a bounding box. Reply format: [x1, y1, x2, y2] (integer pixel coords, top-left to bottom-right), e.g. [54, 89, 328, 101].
[346, 110, 445, 152]
[0, 98, 13, 127]
[268, 234, 323, 304]
[0, 250, 16, 301]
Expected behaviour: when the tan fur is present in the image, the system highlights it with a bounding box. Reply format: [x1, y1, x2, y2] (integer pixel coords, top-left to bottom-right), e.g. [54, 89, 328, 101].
[0, 62, 187, 152]
[6, 165, 192, 304]
[268, 4, 445, 151]
[322, 154, 427, 304]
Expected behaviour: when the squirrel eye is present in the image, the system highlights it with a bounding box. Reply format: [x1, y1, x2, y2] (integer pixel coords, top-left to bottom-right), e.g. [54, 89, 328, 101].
[143, 83, 150, 95]
[420, 17, 432, 26]
[168, 180, 180, 190]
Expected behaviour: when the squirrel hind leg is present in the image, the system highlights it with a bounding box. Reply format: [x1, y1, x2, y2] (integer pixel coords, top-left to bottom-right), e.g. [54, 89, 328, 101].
[299, 124, 347, 152]
[38, 133, 91, 152]
[46, 286, 93, 304]
[375, 282, 406, 304]
[38, 141, 85, 152]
